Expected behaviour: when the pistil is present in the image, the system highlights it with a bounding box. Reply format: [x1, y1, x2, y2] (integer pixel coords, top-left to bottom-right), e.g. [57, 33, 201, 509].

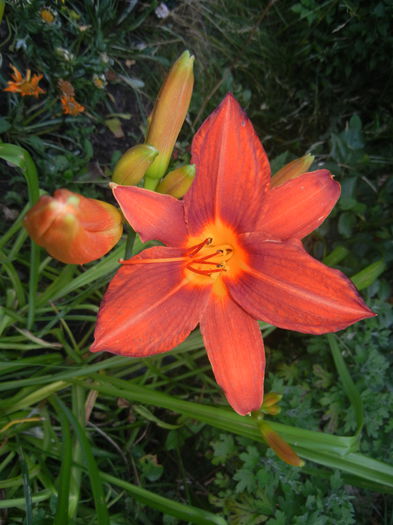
[120, 237, 234, 279]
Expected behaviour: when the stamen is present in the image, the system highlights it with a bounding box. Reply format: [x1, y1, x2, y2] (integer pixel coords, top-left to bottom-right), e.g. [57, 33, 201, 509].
[186, 265, 223, 276]
[119, 238, 232, 279]
[119, 256, 188, 265]
[192, 260, 222, 265]
[186, 237, 212, 256]
[193, 252, 222, 263]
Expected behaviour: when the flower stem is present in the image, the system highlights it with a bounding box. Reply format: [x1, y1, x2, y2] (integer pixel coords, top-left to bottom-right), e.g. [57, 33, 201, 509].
[124, 224, 136, 260]
[143, 176, 159, 191]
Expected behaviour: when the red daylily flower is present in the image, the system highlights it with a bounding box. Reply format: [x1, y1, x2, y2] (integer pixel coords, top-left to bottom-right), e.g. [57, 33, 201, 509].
[91, 94, 374, 415]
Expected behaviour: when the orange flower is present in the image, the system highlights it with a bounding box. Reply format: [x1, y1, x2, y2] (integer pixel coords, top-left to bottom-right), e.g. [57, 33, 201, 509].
[60, 95, 85, 116]
[3, 65, 45, 97]
[39, 7, 56, 24]
[91, 95, 374, 415]
[24, 189, 123, 264]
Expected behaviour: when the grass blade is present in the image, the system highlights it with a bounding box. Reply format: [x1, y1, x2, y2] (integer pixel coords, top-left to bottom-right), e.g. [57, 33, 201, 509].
[52, 400, 72, 525]
[101, 472, 227, 525]
[55, 398, 110, 525]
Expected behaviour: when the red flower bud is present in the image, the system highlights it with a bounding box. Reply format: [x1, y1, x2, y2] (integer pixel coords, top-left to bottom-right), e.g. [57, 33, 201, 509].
[24, 189, 123, 264]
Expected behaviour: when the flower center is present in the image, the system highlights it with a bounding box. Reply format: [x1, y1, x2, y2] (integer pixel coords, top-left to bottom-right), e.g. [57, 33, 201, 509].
[119, 220, 247, 292]
[21, 81, 35, 94]
[119, 237, 235, 282]
[185, 238, 234, 279]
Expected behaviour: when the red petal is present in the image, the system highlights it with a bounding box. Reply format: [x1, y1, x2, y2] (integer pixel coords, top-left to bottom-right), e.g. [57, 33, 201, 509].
[227, 234, 375, 334]
[91, 246, 209, 355]
[257, 170, 340, 239]
[200, 293, 265, 415]
[42, 215, 121, 264]
[184, 94, 270, 235]
[113, 185, 187, 246]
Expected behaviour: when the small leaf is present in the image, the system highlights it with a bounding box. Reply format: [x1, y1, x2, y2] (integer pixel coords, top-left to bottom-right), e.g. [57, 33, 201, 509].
[119, 75, 145, 89]
[105, 118, 124, 138]
[351, 260, 386, 290]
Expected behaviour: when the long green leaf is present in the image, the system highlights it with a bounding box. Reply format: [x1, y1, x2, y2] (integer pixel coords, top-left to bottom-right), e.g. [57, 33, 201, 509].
[52, 401, 72, 525]
[328, 333, 364, 438]
[101, 472, 227, 525]
[55, 398, 110, 525]
[82, 375, 393, 492]
[0, 489, 52, 509]
[0, 143, 40, 329]
[19, 447, 33, 525]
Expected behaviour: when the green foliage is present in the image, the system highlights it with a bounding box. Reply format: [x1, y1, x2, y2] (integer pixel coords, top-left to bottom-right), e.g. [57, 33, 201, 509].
[1, 0, 392, 523]
[209, 434, 357, 524]
[0, 0, 158, 200]
[204, 295, 393, 524]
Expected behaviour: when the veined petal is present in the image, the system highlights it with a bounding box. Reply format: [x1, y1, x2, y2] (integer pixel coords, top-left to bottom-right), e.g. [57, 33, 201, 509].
[257, 170, 340, 239]
[227, 234, 375, 334]
[91, 246, 210, 356]
[112, 185, 187, 246]
[184, 94, 270, 235]
[200, 293, 265, 415]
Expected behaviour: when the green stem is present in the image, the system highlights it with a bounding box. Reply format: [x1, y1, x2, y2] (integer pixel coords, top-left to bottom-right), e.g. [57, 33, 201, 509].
[124, 224, 136, 260]
[144, 176, 159, 191]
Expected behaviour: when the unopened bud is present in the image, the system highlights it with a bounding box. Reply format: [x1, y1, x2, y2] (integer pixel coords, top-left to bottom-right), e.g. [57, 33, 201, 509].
[156, 164, 195, 198]
[271, 154, 314, 188]
[112, 144, 158, 185]
[258, 420, 305, 467]
[144, 50, 194, 186]
[262, 392, 283, 408]
[264, 405, 281, 416]
[24, 189, 123, 264]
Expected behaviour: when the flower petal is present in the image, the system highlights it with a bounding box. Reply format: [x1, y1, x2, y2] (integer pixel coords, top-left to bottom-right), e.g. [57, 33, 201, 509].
[256, 170, 340, 239]
[91, 246, 210, 356]
[227, 234, 375, 334]
[200, 292, 265, 415]
[112, 185, 187, 246]
[184, 93, 270, 235]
